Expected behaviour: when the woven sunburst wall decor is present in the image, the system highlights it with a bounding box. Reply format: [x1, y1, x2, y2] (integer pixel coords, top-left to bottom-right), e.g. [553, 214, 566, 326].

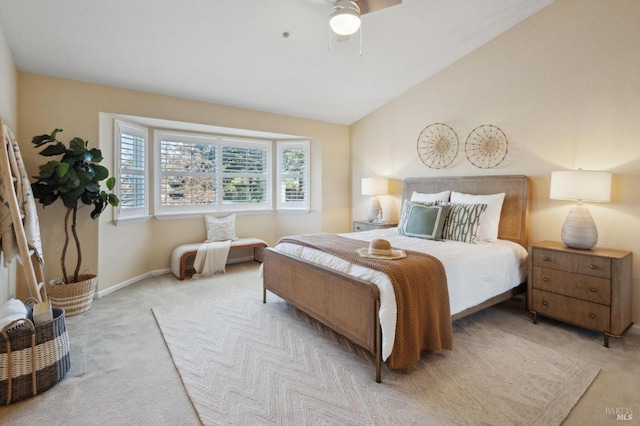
[464, 125, 508, 169]
[416, 123, 459, 169]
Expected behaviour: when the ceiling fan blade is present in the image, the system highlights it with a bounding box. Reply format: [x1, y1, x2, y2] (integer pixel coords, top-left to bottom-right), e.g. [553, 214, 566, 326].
[355, 0, 402, 15]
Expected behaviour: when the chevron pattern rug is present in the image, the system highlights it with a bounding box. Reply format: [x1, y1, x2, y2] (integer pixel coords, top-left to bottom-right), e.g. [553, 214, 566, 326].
[153, 290, 599, 425]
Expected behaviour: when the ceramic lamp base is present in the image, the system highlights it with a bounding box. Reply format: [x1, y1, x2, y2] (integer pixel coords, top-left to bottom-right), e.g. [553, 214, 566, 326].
[561, 203, 598, 250]
[366, 196, 382, 222]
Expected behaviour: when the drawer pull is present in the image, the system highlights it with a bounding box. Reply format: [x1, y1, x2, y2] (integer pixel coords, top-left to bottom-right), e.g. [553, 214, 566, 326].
[542, 300, 548, 306]
[589, 264, 597, 270]
[589, 313, 596, 319]
[590, 287, 597, 292]
[542, 277, 549, 283]
[543, 256, 550, 261]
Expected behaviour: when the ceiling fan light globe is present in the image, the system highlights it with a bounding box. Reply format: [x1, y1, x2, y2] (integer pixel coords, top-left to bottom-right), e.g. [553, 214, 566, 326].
[329, 3, 361, 36]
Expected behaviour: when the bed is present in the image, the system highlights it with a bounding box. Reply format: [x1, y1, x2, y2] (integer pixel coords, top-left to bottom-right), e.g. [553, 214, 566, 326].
[263, 175, 529, 382]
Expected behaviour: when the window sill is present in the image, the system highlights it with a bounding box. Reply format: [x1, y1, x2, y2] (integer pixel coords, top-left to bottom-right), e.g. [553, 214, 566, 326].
[154, 209, 273, 221]
[276, 208, 310, 215]
[114, 208, 307, 223]
[114, 215, 153, 226]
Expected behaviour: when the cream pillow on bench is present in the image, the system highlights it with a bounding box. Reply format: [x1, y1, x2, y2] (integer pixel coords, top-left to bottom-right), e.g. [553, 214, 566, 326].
[205, 214, 238, 242]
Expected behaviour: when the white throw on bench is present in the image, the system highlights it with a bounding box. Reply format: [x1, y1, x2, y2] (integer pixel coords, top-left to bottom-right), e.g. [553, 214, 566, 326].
[171, 237, 268, 280]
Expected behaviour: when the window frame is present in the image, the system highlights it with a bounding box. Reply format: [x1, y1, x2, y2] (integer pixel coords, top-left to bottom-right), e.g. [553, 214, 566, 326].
[153, 130, 272, 218]
[276, 140, 310, 213]
[114, 119, 149, 223]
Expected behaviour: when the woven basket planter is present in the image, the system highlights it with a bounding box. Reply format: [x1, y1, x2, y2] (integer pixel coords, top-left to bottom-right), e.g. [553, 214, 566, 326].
[46, 274, 97, 316]
[0, 308, 71, 405]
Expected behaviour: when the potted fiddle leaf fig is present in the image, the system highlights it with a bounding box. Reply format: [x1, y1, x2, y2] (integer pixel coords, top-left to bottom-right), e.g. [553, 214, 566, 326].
[31, 129, 119, 315]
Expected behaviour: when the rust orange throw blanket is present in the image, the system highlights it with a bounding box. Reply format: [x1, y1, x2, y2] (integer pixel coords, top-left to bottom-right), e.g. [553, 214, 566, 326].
[278, 234, 452, 370]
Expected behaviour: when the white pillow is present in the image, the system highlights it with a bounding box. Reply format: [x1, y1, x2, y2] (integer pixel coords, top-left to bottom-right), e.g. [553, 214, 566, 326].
[450, 192, 505, 242]
[410, 190, 450, 203]
[205, 214, 237, 242]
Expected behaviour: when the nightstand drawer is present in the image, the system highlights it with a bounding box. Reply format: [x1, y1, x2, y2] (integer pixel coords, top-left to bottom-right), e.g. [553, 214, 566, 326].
[353, 222, 377, 231]
[352, 220, 397, 232]
[531, 266, 611, 305]
[531, 289, 610, 332]
[532, 249, 611, 279]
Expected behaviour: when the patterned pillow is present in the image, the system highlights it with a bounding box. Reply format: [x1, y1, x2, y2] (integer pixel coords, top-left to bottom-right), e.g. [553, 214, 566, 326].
[398, 201, 452, 240]
[205, 214, 237, 242]
[450, 192, 505, 242]
[441, 203, 487, 243]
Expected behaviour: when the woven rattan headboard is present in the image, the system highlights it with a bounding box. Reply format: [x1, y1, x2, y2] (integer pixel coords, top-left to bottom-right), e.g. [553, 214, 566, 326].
[401, 175, 530, 247]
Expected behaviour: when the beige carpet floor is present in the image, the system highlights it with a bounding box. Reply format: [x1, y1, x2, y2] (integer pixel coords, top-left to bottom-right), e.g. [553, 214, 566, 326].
[153, 287, 599, 425]
[0, 262, 638, 425]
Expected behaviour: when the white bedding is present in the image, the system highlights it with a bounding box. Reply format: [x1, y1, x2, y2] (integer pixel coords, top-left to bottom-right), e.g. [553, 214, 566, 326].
[273, 227, 528, 361]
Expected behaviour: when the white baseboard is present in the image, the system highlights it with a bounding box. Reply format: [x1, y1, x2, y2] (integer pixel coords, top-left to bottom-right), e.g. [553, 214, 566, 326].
[96, 257, 256, 298]
[96, 268, 170, 298]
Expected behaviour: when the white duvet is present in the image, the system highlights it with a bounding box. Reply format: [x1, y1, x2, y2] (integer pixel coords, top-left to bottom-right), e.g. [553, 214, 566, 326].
[273, 227, 528, 361]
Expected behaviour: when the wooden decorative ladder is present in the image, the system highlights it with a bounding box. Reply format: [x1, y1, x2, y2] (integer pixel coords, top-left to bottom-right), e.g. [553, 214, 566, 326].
[0, 119, 46, 303]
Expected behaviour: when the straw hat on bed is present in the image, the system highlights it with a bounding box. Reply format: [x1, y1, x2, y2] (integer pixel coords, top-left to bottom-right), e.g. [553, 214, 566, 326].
[356, 239, 406, 260]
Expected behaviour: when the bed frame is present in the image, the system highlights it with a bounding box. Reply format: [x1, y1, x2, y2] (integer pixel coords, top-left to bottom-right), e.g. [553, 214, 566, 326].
[263, 175, 529, 382]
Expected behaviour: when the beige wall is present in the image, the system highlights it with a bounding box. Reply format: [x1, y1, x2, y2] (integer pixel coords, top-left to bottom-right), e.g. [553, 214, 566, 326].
[351, 0, 640, 321]
[18, 74, 351, 295]
[0, 23, 16, 130]
[0, 22, 17, 302]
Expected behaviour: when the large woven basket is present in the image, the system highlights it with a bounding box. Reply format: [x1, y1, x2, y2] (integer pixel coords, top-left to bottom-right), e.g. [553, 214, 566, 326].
[46, 274, 97, 316]
[0, 307, 71, 405]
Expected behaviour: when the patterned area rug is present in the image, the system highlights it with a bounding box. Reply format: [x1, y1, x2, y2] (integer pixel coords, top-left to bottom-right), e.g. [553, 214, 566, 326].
[153, 290, 599, 425]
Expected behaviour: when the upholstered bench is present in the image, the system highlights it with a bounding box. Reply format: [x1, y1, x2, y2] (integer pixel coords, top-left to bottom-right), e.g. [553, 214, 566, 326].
[171, 237, 268, 280]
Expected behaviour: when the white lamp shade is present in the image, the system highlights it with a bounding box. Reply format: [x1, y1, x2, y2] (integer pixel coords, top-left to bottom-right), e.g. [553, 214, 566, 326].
[329, 1, 361, 35]
[361, 177, 388, 196]
[550, 170, 611, 202]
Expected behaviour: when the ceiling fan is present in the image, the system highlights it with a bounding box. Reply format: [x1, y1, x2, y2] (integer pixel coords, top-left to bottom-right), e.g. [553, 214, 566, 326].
[328, 0, 402, 37]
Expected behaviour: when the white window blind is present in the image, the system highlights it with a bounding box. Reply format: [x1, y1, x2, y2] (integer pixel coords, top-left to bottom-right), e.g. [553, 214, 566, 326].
[155, 131, 271, 215]
[277, 140, 310, 212]
[159, 135, 217, 207]
[115, 120, 148, 220]
[221, 142, 269, 205]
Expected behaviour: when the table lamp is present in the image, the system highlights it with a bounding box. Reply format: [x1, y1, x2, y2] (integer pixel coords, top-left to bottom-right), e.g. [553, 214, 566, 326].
[361, 177, 389, 222]
[550, 169, 611, 249]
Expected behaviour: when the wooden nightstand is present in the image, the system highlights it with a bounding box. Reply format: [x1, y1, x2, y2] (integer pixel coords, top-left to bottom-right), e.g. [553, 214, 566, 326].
[527, 240, 633, 347]
[352, 220, 397, 232]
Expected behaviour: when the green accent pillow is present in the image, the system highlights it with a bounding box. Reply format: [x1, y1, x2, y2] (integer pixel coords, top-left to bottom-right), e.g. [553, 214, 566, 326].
[398, 201, 452, 240]
[441, 203, 488, 243]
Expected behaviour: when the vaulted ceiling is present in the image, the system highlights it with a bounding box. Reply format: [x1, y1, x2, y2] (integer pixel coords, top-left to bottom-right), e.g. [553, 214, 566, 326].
[0, 0, 555, 125]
